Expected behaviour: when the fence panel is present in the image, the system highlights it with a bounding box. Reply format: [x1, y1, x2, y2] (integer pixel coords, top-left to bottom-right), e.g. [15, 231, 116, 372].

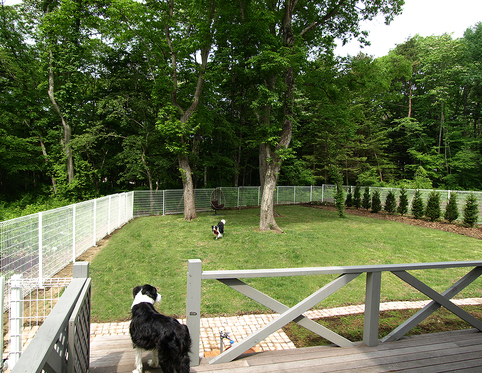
[294, 186, 312, 203]
[41, 207, 73, 281]
[220, 187, 240, 208]
[1, 192, 133, 312]
[238, 186, 260, 207]
[74, 201, 94, 260]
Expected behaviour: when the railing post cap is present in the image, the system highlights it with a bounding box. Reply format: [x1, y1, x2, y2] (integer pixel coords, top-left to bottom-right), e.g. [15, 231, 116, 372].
[73, 262, 90, 278]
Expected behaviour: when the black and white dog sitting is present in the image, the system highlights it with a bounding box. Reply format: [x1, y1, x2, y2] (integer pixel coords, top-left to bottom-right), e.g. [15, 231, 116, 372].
[130, 284, 191, 373]
[211, 219, 226, 239]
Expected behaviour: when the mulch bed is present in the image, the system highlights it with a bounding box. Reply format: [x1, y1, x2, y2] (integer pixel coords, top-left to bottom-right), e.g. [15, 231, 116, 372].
[303, 203, 482, 240]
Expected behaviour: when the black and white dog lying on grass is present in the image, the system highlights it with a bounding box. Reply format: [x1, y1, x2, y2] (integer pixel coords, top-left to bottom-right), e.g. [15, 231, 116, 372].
[212, 219, 226, 239]
[129, 284, 191, 373]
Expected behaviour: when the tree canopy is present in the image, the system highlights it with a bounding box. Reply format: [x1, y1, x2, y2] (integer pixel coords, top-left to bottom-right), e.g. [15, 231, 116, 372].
[1, 1, 482, 227]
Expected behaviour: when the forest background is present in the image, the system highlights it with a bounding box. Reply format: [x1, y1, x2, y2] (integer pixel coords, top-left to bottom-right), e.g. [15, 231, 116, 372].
[1, 1, 482, 224]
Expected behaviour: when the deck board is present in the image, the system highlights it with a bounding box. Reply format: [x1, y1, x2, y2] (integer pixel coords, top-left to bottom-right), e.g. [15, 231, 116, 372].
[89, 329, 482, 373]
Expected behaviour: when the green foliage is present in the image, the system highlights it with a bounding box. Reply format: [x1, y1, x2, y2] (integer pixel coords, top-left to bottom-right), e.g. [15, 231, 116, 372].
[353, 185, 362, 209]
[362, 186, 371, 210]
[444, 193, 459, 223]
[425, 191, 441, 222]
[331, 166, 345, 218]
[345, 192, 353, 207]
[463, 193, 479, 227]
[414, 166, 433, 190]
[0, 195, 72, 221]
[371, 190, 382, 213]
[3, 2, 482, 203]
[384, 190, 397, 214]
[411, 190, 425, 219]
[397, 187, 409, 215]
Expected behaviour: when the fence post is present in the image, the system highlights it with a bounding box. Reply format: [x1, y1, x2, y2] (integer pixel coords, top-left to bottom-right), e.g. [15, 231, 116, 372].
[72, 204, 76, 264]
[38, 212, 43, 283]
[322, 184, 325, 203]
[108, 195, 112, 234]
[73, 262, 90, 279]
[186, 259, 202, 367]
[9, 274, 23, 370]
[118, 194, 122, 228]
[130, 191, 134, 219]
[363, 271, 382, 347]
[93, 199, 97, 247]
[0, 276, 4, 371]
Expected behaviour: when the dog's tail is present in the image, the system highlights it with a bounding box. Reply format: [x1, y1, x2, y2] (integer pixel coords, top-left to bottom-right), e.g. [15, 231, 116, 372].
[221, 219, 226, 225]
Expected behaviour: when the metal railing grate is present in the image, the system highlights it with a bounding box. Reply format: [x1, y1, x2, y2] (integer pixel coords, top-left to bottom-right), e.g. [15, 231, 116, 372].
[5, 277, 72, 366]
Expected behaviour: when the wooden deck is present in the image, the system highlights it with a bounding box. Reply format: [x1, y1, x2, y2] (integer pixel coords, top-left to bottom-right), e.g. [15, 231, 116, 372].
[90, 328, 482, 373]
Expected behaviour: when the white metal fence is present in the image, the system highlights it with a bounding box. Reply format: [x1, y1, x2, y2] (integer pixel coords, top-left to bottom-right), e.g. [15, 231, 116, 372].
[1, 185, 481, 309]
[132, 185, 482, 221]
[0, 192, 134, 311]
[7, 263, 91, 373]
[6, 276, 72, 369]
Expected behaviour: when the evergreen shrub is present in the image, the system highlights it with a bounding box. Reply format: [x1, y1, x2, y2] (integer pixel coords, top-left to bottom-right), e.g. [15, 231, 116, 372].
[371, 190, 382, 213]
[353, 185, 361, 209]
[412, 190, 424, 219]
[463, 193, 479, 227]
[384, 190, 397, 214]
[345, 192, 353, 207]
[331, 166, 345, 218]
[397, 187, 408, 216]
[362, 186, 371, 210]
[425, 190, 441, 222]
[444, 193, 459, 223]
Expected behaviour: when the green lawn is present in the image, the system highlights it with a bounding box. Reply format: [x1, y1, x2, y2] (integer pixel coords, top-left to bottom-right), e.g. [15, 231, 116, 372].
[90, 205, 482, 322]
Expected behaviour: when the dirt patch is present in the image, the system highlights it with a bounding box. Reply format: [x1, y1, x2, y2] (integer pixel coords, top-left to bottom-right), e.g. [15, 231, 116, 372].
[53, 233, 115, 278]
[304, 203, 482, 240]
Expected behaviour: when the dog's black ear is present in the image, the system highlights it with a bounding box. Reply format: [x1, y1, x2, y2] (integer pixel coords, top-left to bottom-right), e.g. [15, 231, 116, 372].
[142, 284, 158, 298]
[211, 226, 214, 229]
[133, 286, 142, 298]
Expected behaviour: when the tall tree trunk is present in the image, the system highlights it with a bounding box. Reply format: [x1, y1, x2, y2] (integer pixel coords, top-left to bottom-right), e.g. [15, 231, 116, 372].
[258, 2, 296, 232]
[408, 78, 413, 118]
[259, 144, 284, 232]
[178, 153, 198, 220]
[48, 50, 74, 183]
[165, 1, 214, 221]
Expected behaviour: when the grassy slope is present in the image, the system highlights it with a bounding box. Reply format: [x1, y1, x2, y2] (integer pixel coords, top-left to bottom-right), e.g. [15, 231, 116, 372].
[90, 205, 482, 322]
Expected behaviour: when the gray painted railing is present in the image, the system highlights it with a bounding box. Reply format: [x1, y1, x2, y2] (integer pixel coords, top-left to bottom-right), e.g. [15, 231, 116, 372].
[10, 262, 91, 373]
[186, 259, 482, 366]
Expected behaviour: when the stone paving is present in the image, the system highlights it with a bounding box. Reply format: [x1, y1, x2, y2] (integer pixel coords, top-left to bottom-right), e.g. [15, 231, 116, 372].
[89, 298, 482, 357]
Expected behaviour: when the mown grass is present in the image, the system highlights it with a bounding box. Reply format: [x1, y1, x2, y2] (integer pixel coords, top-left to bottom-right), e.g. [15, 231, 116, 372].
[90, 205, 482, 323]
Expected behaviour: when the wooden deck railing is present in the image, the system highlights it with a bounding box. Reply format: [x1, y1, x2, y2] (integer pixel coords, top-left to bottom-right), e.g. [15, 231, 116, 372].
[10, 262, 91, 373]
[186, 259, 482, 366]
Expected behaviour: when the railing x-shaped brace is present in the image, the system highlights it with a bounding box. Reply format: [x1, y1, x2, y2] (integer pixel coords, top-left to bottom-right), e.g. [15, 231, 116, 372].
[210, 273, 360, 364]
[186, 260, 482, 366]
[382, 266, 482, 342]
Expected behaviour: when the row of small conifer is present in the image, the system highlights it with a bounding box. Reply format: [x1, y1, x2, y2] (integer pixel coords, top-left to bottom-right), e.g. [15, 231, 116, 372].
[345, 186, 480, 227]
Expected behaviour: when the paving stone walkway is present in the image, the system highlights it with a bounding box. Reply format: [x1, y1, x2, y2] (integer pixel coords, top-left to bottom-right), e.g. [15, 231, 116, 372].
[90, 298, 482, 357]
